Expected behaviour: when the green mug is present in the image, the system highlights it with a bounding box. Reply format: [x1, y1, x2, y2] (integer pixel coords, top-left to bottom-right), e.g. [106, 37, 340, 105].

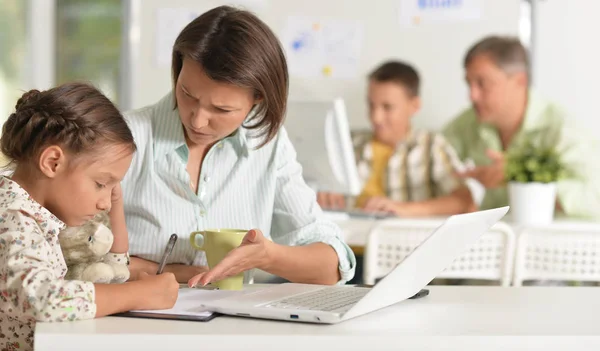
[189, 229, 247, 290]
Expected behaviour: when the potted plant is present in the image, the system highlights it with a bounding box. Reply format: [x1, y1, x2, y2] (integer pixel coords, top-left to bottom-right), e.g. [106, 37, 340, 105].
[505, 130, 570, 225]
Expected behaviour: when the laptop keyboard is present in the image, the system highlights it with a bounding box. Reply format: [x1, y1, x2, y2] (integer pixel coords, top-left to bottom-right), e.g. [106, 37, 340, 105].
[261, 287, 370, 314]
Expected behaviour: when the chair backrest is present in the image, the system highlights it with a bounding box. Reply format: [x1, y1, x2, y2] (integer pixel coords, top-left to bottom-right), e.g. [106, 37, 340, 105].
[513, 223, 600, 286]
[363, 219, 515, 286]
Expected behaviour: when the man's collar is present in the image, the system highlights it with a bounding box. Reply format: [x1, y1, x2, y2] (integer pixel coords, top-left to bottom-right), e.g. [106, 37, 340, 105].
[477, 89, 549, 150]
[520, 89, 548, 132]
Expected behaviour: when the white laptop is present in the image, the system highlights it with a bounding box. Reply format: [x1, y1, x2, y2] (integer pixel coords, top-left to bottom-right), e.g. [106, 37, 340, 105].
[201, 206, 509, 324]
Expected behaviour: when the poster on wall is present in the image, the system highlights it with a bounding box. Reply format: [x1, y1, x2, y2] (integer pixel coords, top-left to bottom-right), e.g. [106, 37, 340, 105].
[398, 0, 483, 28]
[281, 16, 364, 79]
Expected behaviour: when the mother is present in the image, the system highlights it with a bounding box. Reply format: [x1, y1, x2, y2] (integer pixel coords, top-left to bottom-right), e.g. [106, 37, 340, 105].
[120, 6, 355, 286]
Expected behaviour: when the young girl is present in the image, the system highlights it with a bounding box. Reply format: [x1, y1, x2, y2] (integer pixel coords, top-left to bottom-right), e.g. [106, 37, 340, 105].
[0, 82, 178, 351]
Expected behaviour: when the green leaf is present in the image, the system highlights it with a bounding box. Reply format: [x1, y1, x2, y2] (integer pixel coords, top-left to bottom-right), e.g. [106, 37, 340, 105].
[505, 129, 573, 183]
[525, 159, 539, 172]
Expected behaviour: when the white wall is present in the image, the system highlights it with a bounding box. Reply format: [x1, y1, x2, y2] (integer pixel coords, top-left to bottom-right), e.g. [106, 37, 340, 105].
[128, 0, 520, 130]
[533, 0, 600, 133]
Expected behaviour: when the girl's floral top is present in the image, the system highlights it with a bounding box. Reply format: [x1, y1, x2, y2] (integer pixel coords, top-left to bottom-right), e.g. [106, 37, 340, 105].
[0, 177, 96, 351]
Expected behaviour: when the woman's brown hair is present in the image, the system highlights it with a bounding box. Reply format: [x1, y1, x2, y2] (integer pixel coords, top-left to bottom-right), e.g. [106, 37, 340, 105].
[1, 82, 136, 167]
[172, 5, 288, 147]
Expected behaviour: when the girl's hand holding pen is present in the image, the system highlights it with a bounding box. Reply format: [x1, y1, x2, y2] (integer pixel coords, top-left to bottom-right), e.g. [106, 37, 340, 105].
[133, 271, 179, 310]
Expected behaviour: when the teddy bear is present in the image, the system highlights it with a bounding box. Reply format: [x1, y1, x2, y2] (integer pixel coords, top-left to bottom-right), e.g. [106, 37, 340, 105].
[58, 212, 130, 284]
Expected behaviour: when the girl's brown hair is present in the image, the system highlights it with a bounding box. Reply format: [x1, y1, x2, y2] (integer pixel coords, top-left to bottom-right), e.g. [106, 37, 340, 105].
[172, 5, 288, 147]
[1, 82, 136, 166]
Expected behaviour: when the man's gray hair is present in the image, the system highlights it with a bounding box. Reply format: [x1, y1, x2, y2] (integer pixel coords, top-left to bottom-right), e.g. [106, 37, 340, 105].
[464, 36, 529, 75]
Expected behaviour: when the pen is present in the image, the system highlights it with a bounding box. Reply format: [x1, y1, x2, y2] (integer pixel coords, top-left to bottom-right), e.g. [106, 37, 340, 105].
[156, 233, 178, 275]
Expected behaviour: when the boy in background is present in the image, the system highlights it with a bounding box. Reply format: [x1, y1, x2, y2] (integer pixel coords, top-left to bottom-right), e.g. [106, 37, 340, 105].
[318, 61, 475, 216]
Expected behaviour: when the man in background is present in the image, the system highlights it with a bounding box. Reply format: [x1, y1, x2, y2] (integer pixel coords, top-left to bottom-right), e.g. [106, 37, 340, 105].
[443, 35, 600, 219]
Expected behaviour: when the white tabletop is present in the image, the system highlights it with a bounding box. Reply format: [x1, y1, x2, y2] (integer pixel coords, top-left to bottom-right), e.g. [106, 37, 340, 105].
[324, 211, 600, 249]
[35, 286, 600, 351]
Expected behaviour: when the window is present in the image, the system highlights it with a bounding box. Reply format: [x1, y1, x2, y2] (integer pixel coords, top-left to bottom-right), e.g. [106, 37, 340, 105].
[0, 0, 28, 123]
[55, 0, 123, 106]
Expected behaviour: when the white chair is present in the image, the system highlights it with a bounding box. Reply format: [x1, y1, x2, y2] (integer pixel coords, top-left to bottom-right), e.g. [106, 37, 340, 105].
[363, 219, 515, 286]
[513, 223, 600, 286]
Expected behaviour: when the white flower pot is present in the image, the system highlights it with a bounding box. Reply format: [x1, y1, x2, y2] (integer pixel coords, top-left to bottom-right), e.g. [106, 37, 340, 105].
[508, 182, 557, 225]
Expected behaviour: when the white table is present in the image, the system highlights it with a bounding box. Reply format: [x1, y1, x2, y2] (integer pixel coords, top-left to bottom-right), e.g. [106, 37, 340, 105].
[325, 212, 600, 253]
[35, 286, 600, 350]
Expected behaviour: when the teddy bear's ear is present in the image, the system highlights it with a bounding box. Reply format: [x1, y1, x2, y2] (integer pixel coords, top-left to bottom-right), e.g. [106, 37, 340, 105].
[57, 227, 75, 246]
[93, 211, 111, 228]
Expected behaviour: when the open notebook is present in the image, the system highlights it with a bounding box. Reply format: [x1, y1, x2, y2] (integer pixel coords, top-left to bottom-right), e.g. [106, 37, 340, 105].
[115, 287, 245, 322]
